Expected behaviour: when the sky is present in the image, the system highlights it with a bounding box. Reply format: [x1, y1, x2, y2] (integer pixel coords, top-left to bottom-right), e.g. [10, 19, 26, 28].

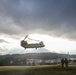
[0, 0, 76, 55]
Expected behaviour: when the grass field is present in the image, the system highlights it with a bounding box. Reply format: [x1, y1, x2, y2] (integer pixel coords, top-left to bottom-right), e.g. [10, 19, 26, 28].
[0, 65, 76, 75]
[69, 62, 76, 65]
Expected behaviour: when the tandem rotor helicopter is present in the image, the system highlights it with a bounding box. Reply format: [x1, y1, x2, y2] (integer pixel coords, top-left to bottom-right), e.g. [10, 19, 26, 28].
[21, 35, 45, 49]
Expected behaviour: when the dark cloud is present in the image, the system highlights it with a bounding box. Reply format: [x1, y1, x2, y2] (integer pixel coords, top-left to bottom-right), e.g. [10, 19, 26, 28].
[0, 0, 76, 40]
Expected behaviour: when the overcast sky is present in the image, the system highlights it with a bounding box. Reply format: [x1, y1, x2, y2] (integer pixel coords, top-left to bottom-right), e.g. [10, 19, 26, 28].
[0, 0, 76, 55]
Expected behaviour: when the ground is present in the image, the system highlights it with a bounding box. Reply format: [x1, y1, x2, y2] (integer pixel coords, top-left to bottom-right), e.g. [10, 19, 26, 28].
[0, 65, 76, 75]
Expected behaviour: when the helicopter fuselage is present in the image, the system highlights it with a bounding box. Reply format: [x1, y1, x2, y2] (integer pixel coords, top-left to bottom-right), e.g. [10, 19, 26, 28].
[21, 40, 45, 49]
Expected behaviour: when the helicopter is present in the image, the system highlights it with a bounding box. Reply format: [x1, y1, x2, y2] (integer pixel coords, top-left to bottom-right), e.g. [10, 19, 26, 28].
[21, 35, 45, 49]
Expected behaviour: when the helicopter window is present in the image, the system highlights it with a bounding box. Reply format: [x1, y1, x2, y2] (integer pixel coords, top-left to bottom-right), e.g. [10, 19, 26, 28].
[21, 40, 28, 46]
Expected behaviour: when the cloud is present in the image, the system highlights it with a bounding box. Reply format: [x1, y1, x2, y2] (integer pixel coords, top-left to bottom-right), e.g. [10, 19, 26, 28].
[0, 0, 76, 40]
[0, 39, 9, 43]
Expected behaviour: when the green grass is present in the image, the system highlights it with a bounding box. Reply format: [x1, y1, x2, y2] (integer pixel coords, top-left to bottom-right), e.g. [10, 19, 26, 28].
[69, 62, 76, 65]
[0, 65, 76, 75]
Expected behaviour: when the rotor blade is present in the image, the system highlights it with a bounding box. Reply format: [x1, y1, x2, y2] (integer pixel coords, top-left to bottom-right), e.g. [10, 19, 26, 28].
[24, 35, 28, 40]
[27, 38, 40, 42]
